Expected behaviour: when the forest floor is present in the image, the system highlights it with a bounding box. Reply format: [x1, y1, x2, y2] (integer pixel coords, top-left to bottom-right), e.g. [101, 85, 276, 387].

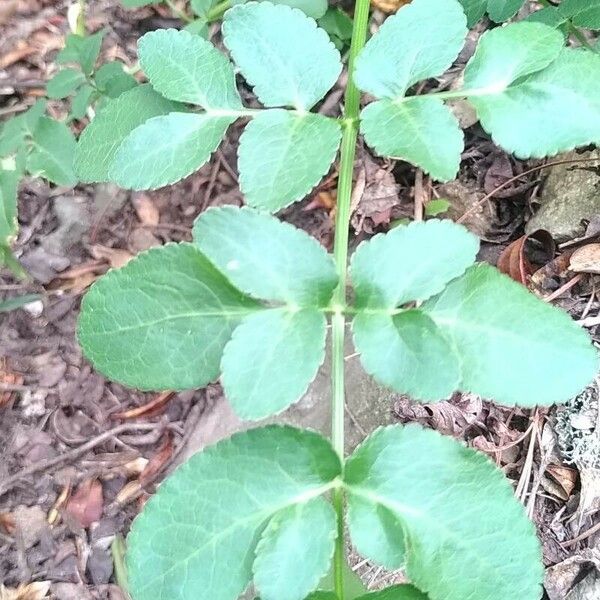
[1, 1, 600, 599]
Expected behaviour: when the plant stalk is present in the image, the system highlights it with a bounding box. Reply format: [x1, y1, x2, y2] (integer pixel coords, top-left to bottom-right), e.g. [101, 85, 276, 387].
[330, 0, 370, 598]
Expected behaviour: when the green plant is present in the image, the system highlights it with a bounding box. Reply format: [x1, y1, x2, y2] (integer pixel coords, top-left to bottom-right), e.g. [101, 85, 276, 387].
[74, 0, 599, 598]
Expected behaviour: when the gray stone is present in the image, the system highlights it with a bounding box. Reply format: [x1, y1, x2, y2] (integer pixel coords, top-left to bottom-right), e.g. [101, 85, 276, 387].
[526, 150, 600, 242]
[178, 337, 397, 466]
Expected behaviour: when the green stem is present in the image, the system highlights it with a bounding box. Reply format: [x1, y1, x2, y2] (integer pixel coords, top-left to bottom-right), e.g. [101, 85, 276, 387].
[206, 0, 231, 22]
[330, 1, 370, 598]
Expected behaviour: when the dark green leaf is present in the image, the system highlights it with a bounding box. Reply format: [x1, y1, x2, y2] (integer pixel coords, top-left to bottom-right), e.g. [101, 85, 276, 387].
[70, 84, 96, 121]
[94, 62, 137, 98]
[355, 585, 428, 600]
[560, 0, 600, 29]
[46, 68, 85, 99]
[57, 30, 105, 75]
[0, 100, 46, 156]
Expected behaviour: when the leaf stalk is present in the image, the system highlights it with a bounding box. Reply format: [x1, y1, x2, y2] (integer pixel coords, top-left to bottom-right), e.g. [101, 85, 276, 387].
[330, 0, 371, 597]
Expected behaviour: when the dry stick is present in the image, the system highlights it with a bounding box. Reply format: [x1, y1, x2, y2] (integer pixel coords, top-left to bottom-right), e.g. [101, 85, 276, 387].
[457, 157, 600, 225]
[543, 273, 583, 303]
[562, 520, 600, 547]
[0, 423, 160, 498]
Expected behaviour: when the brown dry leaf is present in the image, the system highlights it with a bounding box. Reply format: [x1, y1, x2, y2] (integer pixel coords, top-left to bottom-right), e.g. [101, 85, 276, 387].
[0, 40, 36, 69]
[47, 483, 71, 526]
[484, 153, 514, 195]
[111, 391, 175, 421]
[497, 229, 555, 285]
[139, 431, 174, 486]
[0, 512, 16, 535]
[132, 193, 160, 227]
[0, 582, 51, 600]
[304, 191, 336, 213]
[89, 245, 134, 269]
[0, 367, 23, 408]
[546, 463, 578, 499]
[530, 249, 576, 294]
[570, 243, 600, 274]
[0, 0, 18, 25]
[371, 0, 410, 13]
[65, 480, 103, 528]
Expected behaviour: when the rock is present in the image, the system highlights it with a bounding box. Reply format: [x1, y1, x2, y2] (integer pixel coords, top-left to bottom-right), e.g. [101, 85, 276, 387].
[178, 338, 397, 466]
[42, 195, 91, 256]
[526, 150, 600, 242]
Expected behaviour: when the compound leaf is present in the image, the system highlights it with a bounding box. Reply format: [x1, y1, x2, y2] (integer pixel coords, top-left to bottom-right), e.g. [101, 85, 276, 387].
[110, 112, 234, 190]
[354, 0, 467, 100]
[238, 110, 341, 211]
[254, 496, 336, 600]
[46, 68, 85, 99]
[350, 219, 478, 309]
[355, 586, 429, 600]
[222, 2, 342, 110]
[75, 84, 181, 182]
[360, 98, 463, 182]
[422, 263, 598, 406]
[344, 425, 543, 600]
[78, 243, 260, 391]
[27, 117, 77, 186]
[352, 310, 460, 401]
[57, 30, 104, 75]
[221, 308, 327, 420]
[138, 29, 242, 109]
[464, 22, 564, 92]
[193, 206, 338, 307]
[127, 425, 341, 600]
[560, 0, 600, 29]
[465, 45, 600, 157]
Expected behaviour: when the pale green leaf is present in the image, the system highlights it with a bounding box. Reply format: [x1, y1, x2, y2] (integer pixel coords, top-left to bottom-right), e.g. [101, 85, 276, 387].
[222, 2, 342, 110]
[466, 48, 600, 158]
[422, 263, 598, 406]
[360, 98, 463, 182]
[254, 497, 336, 600]
[57, 31, 104, 75]
[354, 0, 467, 99]
[46, 68, 85, 99]
[0, 100, 46, 156]
[78, 243, 260, 391]
[463, 22, 564, 92]
[349, 219, 478, 309]
[127, 425, 341, 600]
[70, 84, 96, 120]
[191, 0, 216, 16]
[561, 0, 600, 29]
[305, 594, 338, 600]
[238, 110, 341, 211]
[138, 29, 242, 109]
[75, 85, 181, 182]
[0, 163, 21, 243]
[0, 293, 41, 314]
[352, 310, 460, 400]
[317, 561, 367, 599]
[355, 586, 429, 600]
[110, 112, 233, 190]
[424, 199, 450, 217]
[193, 206, 338, 306]
[121, 0, 156, 6]
[221, 308, 327, 419]
[27, 117, 77, 186]
[230, 0, 328, 18]
[344, 425, 543, 600]
[94, 62, 137, 98]
[184, 19, 210, 38]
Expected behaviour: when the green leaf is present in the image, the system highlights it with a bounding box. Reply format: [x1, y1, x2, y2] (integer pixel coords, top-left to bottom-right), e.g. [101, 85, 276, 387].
[344, 425, 543, 600]
[560, 0, 600, 29]
[0, 293, 41, 314]
[525, 6, 568, 29]
[254, 496, 336, 600]
[27, 117, 77, 186]
[466, 47, 600, 158]
[238, 110, 341, 211]
[70, 84, 96, 120]
[138, 29, 242, 109]
[46, 68, 85, 99]
[221, 308, 327, 419]
[464, 22, 564, 93]
[94, 62, 137, 98]
[422, 263, 598, 406]
[360, 98, 463, 182]
[127, 425, 341, 600]
[122, 0, 156, 6]
[57, 31, 104, 75]
[0, 100, 46, 156]
[306, 594, 338, 600]
[486, 0, 524, 22]
[222, 2, 342, 110]
[457, 0, 486, 26]
[317, 561, 366, 599]
[318, 7, 353, 42]
[354, 0, 467, 100]
[0, 160, 21, 244]
[78, 243, 260, 391]
[355, 586, 429, 600]
[424, 199, 450, 217]
[191, 0, 216, 17]
[193, 206, 338, 306]
[352, 310, 460, 400]
[75, 84, 181, 183]
[110, 112, 233, 190]
[350, 219, 478, 309]
[184, 19, 210, 38]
